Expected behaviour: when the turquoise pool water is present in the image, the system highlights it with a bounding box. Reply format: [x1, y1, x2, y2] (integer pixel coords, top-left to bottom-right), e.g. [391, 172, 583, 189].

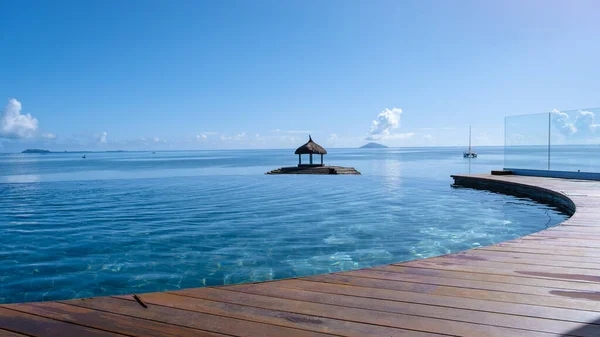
[0, 147, 567, 303]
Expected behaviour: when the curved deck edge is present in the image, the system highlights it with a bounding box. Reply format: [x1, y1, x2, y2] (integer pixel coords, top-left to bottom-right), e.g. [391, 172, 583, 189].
[452, 174, 576, 215]
[2, 174, 600, 337]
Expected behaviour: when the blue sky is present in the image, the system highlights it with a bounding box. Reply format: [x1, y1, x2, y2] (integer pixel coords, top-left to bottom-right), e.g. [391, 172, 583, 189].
[1, 0, 599, 152]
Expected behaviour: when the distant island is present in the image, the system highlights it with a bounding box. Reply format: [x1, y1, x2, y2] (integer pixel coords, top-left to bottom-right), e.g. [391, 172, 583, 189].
[22, 149, 51, 154]
[360, 142, 388, 149]
[21, 149, 130, 154]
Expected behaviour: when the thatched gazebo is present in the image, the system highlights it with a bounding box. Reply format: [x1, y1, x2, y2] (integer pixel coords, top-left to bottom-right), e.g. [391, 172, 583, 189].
[295, 135, 327, 166]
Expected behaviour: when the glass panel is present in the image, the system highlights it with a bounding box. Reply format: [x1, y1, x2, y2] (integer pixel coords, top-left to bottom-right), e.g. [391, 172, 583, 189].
[550, 108, 600, 172]
[504, 113, 549, 170]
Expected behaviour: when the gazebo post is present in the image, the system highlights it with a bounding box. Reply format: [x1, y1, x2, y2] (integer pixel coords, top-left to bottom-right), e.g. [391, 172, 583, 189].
[309, 154, 313, 165]
[320, 154, 323, 165]
[298, 154, 301, 166]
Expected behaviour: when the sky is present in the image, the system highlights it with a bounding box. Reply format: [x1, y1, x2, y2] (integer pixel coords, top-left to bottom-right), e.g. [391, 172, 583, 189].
[1, 0, 600, 152]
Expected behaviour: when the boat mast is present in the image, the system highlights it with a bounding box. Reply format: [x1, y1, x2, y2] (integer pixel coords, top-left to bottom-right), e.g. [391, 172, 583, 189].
[468, 125, 472, 152]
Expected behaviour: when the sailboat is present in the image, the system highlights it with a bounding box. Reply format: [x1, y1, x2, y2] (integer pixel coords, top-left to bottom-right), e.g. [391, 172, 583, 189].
[463, 125, 477, 158]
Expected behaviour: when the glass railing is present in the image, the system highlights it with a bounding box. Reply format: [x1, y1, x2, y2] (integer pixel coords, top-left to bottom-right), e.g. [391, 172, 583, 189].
[505, 108, 600, 173]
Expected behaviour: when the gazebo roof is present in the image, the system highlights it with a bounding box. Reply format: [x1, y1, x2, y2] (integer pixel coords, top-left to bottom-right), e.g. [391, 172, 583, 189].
[294, 136, 327, 155]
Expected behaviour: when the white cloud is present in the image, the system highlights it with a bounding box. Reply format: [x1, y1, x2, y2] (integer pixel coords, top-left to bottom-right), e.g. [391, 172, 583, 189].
[552, 109, 577, 136]
[385, 132, 415, 140]
[423, 134, 434, 140]
[98, 132, 107, 143]
[366, 108, 403, 140]
[220, 132, 247, 141]
[328, 133, 339, 141]
[575, 110, 600, 133]
[42, 132, 57, 140]
[552, 109, 600, 138]
[0, 98, 39, 139]
[196, 134, 208, 141]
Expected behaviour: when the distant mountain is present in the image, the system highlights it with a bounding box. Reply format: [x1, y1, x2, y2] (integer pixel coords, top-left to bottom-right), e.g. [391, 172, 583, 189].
[360, 142, 388, 149]
[22, 149, 51, 154]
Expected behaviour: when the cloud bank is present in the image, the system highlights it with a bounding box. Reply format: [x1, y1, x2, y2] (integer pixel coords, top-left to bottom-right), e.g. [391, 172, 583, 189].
[0, 98, 39, 139]
[552, 109, 600, 138]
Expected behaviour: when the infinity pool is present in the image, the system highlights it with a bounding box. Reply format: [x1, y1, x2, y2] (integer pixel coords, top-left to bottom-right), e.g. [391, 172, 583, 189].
[0, 148, 567, 303]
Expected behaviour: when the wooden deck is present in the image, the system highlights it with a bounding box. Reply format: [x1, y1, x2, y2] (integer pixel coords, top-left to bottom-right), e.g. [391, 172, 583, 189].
[2, 174, 600, 336]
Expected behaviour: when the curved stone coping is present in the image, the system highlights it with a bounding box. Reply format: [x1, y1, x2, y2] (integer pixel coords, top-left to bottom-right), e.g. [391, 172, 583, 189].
[2, 174, 600, 337]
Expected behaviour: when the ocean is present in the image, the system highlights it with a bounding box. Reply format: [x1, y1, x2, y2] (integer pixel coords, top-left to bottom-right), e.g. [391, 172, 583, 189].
[0, 147, 567, 303]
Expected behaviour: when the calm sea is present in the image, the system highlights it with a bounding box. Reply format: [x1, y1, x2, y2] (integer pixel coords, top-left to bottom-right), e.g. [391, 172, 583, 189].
[0, 147, 567, 304]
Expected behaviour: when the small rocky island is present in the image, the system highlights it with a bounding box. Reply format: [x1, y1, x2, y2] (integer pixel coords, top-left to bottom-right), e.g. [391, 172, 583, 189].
[22, 149, 51, 154]
[360, 142, 388, 148]
[267, 136, 360, 175]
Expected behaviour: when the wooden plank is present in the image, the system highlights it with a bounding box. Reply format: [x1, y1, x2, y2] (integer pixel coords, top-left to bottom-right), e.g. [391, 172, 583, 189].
[173, 287, 559, 337]
[306, 274, 600, 312]
[224, 282, 595, 335]
[111, 292, 449, 337]
[539, 227, 600, 234]
[0, 306, 122, 337]
[63, 296, 337, 337]
[272, 278, 600, 324]
[510, 232, 600, 244]
[459, 250, 600, 270]
[0, 328, 30, 337]
[466, 249, 600, 265]
[401, 258, 600, 285]
[486, 245, 600, 257]
[372, 265, 600, 291]
[402, 255, 600, 280]
[337, 268, 599, 298]
[518, 236, 600, 245]
[5, 301, 226, 337]
[543, 225, 600, 232]
[395, 256, 600, 283]
[480, 244, 600, 258]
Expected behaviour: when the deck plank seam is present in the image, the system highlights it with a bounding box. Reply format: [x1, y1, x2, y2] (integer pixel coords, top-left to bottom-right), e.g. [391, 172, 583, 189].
[0, 327, 34, 337]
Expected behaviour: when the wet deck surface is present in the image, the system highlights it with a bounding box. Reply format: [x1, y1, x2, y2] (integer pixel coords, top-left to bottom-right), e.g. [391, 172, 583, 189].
[2, 175, 600, 336]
